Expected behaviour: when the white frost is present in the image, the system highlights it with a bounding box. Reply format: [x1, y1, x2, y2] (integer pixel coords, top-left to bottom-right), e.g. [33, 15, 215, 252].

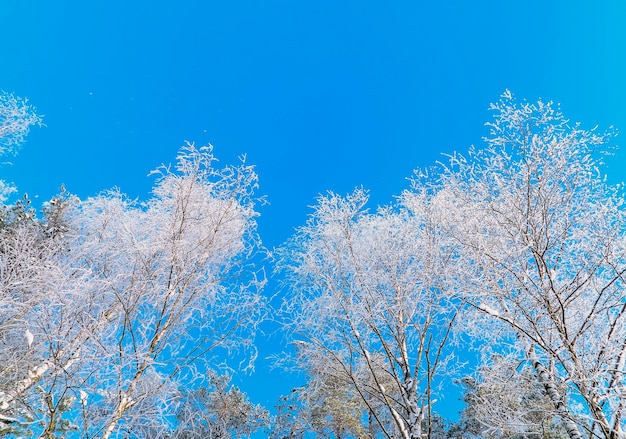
[479, 303, 500, 316]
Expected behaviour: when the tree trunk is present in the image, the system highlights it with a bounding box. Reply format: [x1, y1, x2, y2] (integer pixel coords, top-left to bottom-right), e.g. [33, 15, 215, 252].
[528, 346, 583, 439]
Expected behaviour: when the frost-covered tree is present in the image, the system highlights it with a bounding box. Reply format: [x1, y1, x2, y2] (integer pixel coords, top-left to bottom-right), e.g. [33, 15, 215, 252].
[0, 195, 60, 432]
[454, 353, 567, 438]
[0, 89, 42, 204]
[428, 92, 626, 439]
[279, 91, 626, 438]
[69, 143, 265, 438]
[0, 89, 42, 157]
[171, 370, 270, 439]
[0, 91, 50, 434]
[0, 143, 266, 437]
[271, 346, 371, 439]
[278, 188, 460, 439]
[270, 389, 309, 439]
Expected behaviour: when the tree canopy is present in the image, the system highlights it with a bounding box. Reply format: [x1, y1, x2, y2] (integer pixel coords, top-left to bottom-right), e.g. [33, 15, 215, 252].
[1, 89, 625, 438]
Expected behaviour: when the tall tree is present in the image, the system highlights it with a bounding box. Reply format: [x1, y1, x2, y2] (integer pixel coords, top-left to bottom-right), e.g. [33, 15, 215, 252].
[278, 188, 460, 439]
[0, 143, 267, 437]
[0, 90, 53, 435]
[430, 91, 626, 439]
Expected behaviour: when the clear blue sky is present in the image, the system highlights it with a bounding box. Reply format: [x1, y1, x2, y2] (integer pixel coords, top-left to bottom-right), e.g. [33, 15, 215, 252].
[1, 0, 626, 423]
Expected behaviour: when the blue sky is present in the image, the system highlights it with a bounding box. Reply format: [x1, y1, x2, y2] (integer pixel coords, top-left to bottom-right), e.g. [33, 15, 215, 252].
[1, 0, 626, 423]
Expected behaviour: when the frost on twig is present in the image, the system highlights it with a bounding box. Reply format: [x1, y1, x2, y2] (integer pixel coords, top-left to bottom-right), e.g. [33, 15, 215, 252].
[0, 90, 43, 156]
